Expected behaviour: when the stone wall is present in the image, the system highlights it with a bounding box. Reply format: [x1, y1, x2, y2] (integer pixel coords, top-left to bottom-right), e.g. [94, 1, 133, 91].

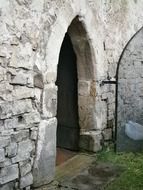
[117, 28, 143, 152]
[0, 0, 143, 189]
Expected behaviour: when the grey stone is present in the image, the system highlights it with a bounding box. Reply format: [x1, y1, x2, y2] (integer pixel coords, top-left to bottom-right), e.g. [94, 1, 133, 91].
[11, 130, 29, 142]
[0, 120, 4, 132]
[0, 164, 19, 185]
[20, 162, 32, 177]
[0, 100, 33, 119]
[30, 129, 38, 140]
[0, 158, 12, 168]
[42, 84, 57, 118]
[20, 173, 33, 189]
[33, 118, 57, 187]
[12, 99, 33, 116]
[4, 118, 17, 130]
[0, 137, 10, 148]
[34, 73, 44, 89]
[23, 111, 41, 124]
[0, 182, 14, 190]
[79, 131, 102, 152]
[102, 128, 112, 141]
[0, 149, 5, 162]
[1, 130, 14, 136]
[12, 140, 35, 163]
[6, 143, 17, 158]
[25, 186, 31, 190]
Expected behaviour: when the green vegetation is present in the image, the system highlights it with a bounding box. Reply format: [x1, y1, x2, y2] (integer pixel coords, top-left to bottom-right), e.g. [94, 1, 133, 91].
[97, 148, 143, 190]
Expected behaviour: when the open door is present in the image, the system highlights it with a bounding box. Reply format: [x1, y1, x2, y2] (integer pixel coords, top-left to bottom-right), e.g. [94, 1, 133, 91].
[56, 33, 79, 151]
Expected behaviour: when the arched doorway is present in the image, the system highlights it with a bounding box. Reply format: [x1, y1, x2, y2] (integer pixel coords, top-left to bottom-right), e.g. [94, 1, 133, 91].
[116, 27, 143, 152]
[56, 17, 97, 165]
[56, 33, 79, 150]
[33, 15, 98, 187]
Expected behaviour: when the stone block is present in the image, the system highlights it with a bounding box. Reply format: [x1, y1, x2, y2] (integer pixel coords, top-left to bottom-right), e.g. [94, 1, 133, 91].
[9, 43, 33, 70]
[0, 149, 5, 162]
[20, 173, 33, 189]
[10, 73, 27, 86]
[4, 118, 17, 130]
[12, 100, 33, 116]
[0, 99, 33, 119]
[79, 131, 102, 152]
[30, 129, 38, 140]
[45, 71, 57, 83]
[42, 84, 57, 118]
[78, 95, 96, 131]
[10, 70, 33, 87]
[13, 86, 34, 100]
[0, 120, 4, 132]
[102, 128, 112, 141]
[6, 143, 17, 158]
[33, 118, 57, 187]
[34, 73, 44, 89]
[23, 111, 41, 124]
[78, 80, 91, 96]
[0, 137, 11, 148]
[0, 164, 19, 185]
[12, 140, 35, 163]
[0, 182, 14, 190]
[20, 162, 32, 177]
[11, 130, 29, 142]
[0, 158, 12, 168]
[34, 88, 42, 103]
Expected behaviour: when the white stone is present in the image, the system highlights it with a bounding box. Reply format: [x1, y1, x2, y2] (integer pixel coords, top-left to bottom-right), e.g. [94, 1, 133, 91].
[23, 111, 41, 124]
[33, 118, 57, 187]
[13, 86, 34, 100]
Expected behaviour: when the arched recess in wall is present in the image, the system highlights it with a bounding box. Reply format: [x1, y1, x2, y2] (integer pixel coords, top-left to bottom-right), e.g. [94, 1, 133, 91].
[56, 16, 95, 152]
[33, 9, 98, 187]
[116, 26, 143, 152]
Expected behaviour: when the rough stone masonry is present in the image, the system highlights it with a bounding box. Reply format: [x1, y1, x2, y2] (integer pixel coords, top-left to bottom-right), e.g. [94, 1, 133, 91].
[0, 0, 143, 189]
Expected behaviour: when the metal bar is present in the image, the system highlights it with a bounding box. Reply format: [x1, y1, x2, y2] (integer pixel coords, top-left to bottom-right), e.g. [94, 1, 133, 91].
[101, 80, 117, 85]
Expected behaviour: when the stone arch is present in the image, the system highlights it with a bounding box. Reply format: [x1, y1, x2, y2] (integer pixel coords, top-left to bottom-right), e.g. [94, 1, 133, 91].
[116, 26, 143, 152]
[33, 2, 100, 188]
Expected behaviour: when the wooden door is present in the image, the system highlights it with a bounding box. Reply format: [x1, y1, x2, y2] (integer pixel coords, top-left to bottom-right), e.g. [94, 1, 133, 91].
[56, 33, 79, 151]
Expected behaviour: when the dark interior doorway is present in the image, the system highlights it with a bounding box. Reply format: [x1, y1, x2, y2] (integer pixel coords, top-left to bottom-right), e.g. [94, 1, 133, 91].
[56, 33, 79, 159]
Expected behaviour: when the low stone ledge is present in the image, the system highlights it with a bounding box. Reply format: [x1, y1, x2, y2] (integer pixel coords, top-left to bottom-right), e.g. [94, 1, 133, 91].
[79, 131, 102, 152]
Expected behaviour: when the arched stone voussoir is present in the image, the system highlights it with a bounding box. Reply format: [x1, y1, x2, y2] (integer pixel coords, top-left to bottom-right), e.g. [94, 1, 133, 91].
[43, 0, 97, 84]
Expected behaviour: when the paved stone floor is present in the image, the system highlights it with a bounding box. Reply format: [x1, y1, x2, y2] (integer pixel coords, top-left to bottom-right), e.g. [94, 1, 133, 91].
[35, 154, 123, 190]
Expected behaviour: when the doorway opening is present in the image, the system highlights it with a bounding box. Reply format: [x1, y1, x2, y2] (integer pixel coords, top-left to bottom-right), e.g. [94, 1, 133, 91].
[56, 33, 79, 165]
[56, 16, 96, 166]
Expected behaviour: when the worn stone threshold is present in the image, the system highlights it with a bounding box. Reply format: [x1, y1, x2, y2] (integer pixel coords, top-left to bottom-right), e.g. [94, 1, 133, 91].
[34, 153, 95, 190]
